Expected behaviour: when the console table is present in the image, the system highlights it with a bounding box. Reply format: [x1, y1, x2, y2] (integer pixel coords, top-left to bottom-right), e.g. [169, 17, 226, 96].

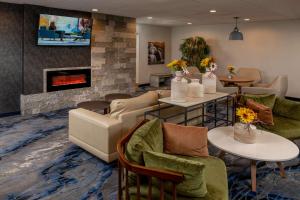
[150, 73, 172, 88]
[145, 92, 236, 129]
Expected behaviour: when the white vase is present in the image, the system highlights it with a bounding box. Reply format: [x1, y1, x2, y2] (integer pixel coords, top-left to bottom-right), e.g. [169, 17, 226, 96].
[234, 123, 257, 144]
[187, 79, 204, 98]
[171, 71, 188, 102]
[202, 72, 217, 94]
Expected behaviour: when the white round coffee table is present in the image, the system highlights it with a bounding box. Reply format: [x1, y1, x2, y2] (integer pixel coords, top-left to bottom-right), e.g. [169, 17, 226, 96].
[208, 126, 299, 192]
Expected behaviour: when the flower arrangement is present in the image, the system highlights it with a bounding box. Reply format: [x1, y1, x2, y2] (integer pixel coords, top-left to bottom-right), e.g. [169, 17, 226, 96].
[227, 65, 236, 74]
[167, 59, 189, 74]
[236, 107, 257, 125]
[235, 107, 258, 144]
[200, 57, 217, 73]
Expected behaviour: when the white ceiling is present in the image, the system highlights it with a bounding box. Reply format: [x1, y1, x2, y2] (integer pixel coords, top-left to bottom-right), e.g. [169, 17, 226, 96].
[4, 0, 300, 26]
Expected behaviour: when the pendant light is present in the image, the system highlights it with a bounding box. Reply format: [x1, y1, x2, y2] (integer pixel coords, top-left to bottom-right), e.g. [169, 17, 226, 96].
[229, 17, 243, 40]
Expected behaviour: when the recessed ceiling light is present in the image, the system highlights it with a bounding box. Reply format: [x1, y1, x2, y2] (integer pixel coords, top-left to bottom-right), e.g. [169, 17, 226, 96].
[187, 22, 192, 25]
[92, 8, 98, 12]
[244, 18, 251, 21]
[147, 16, 153, 19]
[210, 9, 217, 13]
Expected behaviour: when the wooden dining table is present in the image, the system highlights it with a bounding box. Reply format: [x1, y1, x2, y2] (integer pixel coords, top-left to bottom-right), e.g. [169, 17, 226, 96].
[218, 76, 255, 94]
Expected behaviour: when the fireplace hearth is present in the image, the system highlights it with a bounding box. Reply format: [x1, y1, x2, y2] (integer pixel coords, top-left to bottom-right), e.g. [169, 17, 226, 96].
[45, 67, 91, 92]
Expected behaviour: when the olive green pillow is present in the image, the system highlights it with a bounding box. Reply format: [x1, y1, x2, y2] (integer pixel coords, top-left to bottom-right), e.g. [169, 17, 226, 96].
[240, 94, 276, 109]
[143, 151, 207, 198]
[125, 118, 163, 165]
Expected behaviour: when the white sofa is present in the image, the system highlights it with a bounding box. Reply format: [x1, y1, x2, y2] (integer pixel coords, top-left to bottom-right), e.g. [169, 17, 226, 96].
[69, 90, 201, 163]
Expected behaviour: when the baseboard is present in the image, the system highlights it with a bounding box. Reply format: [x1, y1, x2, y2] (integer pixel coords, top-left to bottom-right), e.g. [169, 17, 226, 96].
[0, 111, 20, 118]
[286, 96, 300, 102]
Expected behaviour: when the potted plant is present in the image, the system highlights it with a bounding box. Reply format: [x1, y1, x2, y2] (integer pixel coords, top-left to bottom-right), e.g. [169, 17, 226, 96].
[179, 36, 210, 72]
[234, 107, 258, 144]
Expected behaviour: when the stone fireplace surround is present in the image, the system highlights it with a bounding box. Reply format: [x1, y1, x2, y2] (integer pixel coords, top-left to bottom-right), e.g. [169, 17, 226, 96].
[21, 13, 136, 115]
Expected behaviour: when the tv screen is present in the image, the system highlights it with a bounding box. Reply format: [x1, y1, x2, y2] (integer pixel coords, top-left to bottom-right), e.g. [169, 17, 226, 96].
[38, 14, 92, 46]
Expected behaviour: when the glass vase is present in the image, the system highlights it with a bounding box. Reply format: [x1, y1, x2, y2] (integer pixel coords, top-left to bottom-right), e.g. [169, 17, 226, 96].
[171, 71, 188, 102]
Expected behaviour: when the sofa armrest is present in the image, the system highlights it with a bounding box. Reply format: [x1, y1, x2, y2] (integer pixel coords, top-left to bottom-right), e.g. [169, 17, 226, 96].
[69, 108, 123, 155]
[273, 98, 300, 121]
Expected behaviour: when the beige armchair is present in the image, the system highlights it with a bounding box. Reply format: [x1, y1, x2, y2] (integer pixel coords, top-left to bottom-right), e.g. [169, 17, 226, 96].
[242, 75, 288, 98]
[236, 67, 262, 86]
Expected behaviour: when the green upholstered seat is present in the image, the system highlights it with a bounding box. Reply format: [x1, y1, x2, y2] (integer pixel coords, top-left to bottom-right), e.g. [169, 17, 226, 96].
[127, 156, 228, 200]
[260, 116, 300, 140]
[240, 95, 300, 140]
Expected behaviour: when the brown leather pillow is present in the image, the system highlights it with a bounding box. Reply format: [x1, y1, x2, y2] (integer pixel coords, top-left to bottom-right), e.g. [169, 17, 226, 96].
[162, 123, 209, 157]
[246, 99, 274, 125]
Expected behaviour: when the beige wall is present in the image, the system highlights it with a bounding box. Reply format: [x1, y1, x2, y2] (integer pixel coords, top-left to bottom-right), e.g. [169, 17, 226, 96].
[171, 19, 300, 98]
[136, 24, 171, 84]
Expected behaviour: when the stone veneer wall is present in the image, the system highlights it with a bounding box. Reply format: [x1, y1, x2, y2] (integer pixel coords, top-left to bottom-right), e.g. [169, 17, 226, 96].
[21, 13, 136, 115]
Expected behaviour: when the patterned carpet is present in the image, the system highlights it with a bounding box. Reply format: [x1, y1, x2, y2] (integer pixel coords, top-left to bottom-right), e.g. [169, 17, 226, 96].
[0, 109, 300, 200]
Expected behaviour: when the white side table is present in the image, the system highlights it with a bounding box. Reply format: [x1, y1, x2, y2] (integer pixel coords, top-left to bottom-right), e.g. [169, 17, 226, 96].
[208, 126, 299, 192]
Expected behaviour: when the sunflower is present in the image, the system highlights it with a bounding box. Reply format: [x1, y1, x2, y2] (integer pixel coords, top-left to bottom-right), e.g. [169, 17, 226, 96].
[236, 107, 257, 124]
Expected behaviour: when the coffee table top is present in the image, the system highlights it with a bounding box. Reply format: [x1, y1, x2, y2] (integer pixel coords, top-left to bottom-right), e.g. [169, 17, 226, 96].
[159, 92, 230, 108]
[208, 126, 299, 162]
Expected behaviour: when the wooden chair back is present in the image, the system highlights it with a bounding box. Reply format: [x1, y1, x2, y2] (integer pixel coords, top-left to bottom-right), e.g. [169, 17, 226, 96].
[117, 120, 184, 200]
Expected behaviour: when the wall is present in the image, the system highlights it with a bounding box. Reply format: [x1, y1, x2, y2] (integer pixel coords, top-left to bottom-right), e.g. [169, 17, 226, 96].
[136, 24, 171, 84]
[0, 2, 23, 114]
[21, 13, 136, 115]
[23, 5, 91, 95]
[171, 19, 300, 98]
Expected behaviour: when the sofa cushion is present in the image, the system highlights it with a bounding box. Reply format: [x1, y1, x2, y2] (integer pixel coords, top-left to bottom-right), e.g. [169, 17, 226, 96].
[128, 156, 228, 200]
[110, 91, 158, 119]
[240, 94, 276, 109]
[260, 116, 300, 140]
[246, 99, 274, 125]
[125, 118, 163, 165]
[163, 123, 209, 157]
[143, 151, 207, 198]
[273, 98, 300, 121]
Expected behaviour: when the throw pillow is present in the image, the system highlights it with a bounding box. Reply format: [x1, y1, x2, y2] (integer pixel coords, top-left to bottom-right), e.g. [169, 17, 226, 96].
[163, 123, 209, 157]
[240, 94, 276, 109]
[125, 118, 163, 165]
[143, 150, 207, 198]
[110, 91, 158, 119]
[246, 99, 274, 125]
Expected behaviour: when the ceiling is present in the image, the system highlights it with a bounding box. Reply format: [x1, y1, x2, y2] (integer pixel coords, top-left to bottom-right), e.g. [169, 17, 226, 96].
[4, 0, 300, 26]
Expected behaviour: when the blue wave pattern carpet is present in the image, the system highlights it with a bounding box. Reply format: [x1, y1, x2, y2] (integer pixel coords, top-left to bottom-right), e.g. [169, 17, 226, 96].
[0, 109, 300, 200]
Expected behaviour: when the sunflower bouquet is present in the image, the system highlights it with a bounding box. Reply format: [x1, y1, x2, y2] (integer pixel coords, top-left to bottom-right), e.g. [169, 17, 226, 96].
[227, 65, 236, 75]
[200, 57, 217, 74]
[167, 59, 189, 74]
[235, 107, 258, 143]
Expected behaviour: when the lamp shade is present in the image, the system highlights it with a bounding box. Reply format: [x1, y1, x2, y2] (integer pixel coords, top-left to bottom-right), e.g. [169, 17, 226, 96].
[229, 27, 243, 40]
[229, 17, 243, 40]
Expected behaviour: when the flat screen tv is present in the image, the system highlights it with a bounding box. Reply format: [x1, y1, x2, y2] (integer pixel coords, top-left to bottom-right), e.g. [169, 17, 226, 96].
[38, 14, 92, 46]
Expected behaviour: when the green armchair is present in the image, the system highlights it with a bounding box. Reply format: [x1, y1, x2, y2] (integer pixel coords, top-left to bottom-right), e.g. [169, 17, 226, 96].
[261, 98, 300, 140]
[117, 120, 228, 200]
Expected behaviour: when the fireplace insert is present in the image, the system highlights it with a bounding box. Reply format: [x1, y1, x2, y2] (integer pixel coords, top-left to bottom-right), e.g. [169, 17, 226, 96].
[46, 68, 91, 92]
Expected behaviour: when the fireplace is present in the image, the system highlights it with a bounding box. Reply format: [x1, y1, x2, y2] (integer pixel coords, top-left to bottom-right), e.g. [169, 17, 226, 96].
[45, 68, 91, 92]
